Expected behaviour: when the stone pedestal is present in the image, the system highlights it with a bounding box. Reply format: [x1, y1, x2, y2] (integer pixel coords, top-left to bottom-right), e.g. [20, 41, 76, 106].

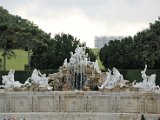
[0, 91, 160, 120]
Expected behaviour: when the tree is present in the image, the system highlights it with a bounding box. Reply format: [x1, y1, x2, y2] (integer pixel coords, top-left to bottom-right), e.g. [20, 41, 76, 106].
[0, 6, 97, 70]
[31, 33, 80, 69]
[0, 7, 16, 70]
[31, 33, 97, 70]
[85, 47, 97, 62]
[0, 57, 2, 70]
[0, 6, 50, 70]
[99, 17, 160, 69]
[31, 32, 55, 69]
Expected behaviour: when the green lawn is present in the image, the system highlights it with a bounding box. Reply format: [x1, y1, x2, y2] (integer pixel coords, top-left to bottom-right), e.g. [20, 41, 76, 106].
[0, 48, 104, 71]
[92, 48, 105, 70]
[0, 49, 28, 70]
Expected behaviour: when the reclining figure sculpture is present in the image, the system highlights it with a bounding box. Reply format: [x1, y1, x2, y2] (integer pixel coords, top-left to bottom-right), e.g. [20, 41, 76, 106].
[27, 69, 53, 90]
[98, 67, 128, 90]
[0, 69, 22, 88]
[0, 69, 52, 91]
[132, 65, 159, 91]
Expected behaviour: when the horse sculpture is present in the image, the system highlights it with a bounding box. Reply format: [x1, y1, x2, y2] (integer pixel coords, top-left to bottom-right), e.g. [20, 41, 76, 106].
[98, 67, 127, 90]
[30, 69, 52, 90]
[1, 69, 22, 88]
[133, 65, 159, 91]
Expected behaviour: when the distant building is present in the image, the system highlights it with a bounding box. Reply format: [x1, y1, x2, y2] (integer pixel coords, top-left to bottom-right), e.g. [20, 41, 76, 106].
[94, 36, 123, 48]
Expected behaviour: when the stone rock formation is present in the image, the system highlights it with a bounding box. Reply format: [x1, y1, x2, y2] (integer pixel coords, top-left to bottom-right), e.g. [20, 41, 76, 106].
[48, 45, 102, 91]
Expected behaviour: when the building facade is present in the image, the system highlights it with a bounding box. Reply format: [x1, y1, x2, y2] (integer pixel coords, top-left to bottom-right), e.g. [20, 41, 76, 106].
[94, 36, 123, 48]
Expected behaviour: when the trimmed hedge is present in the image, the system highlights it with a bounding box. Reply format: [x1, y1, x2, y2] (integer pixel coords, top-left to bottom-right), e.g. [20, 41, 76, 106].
[0, 69, 160, 86]
[120, 69, 160, 86]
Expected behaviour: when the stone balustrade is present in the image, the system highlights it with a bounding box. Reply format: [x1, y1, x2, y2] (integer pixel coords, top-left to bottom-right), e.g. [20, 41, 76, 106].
[0, 91, 160, 120]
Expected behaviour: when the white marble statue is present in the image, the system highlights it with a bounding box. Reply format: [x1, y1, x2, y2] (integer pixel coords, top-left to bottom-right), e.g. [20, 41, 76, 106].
[133, 65, 148, 89]
[133, 65, 159, 91]
[99, 67, 125, 89]
[98, 69, 112, 90]
[107, 67, 123, 88]
[30, 69, 52, 90]
[55, 45, 102, 90]
[74, 45, 86, 56]
[112, 67, 124, 82]
[23, 78, 32, 87]
[93, 60, 101, 74]
[0, 69, 22, 88]
[141, 64, 148, 85]
[63, 59, 68, 67]
[147, 74, 157, 90]
[69, 52, 77, 65]
[75, 45, 81, 55]
[69, 45, 90, 67]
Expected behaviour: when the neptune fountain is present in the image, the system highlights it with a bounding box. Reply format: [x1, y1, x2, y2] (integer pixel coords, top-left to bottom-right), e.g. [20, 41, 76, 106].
[0, 45, 160, 120]
[0, 45, 159, 92]
[48, 45, 102, 91]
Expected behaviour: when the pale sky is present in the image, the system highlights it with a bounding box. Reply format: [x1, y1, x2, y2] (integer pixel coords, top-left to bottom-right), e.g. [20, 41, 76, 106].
[0, 0, 160, 48]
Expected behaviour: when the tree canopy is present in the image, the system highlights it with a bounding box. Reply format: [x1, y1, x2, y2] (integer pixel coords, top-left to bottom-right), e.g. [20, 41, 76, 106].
[0, 6, 96, 70]
[0, 6, 41, 49]
[0, 6, 49, 70]
[99, 17, 160, 69]
[31, 33, 96, 69]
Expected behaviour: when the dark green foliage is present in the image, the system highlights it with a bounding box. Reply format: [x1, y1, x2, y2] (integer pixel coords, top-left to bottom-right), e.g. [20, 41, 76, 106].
[0, 6, 97, 70]
[53, 33, 80, 69]
[31, 33, 80, 69]
[85, 47, 97, 62]
[0, 6, 45, 49]
[120, 69, 141, 82]
[31, 33, 97, 69]
[0, 57, 2, 70]
[118, 69, 160, 86]
[0, 6, 47, 70]
[100, 18, 160, 69]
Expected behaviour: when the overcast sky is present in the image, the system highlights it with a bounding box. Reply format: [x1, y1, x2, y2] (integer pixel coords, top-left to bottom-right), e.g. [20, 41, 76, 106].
[0, 0, 160, 47]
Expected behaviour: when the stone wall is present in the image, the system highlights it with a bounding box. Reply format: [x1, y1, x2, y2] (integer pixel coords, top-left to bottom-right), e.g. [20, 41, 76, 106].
[0, 91, 160, 120]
